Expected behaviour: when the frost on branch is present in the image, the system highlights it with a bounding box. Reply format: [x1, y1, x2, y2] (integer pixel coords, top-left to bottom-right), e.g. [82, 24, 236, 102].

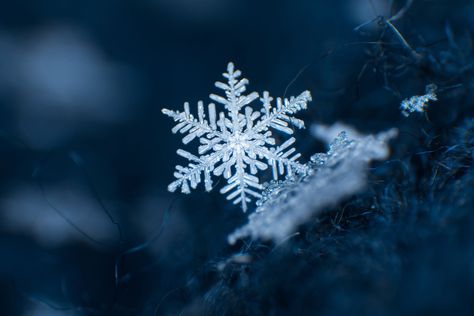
[400, 84, 437, 117]
[162, 62, 312, 212]
[228, 125, 397, 244]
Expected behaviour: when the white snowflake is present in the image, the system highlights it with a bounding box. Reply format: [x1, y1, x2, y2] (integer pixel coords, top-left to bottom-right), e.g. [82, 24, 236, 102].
[400, 84, 437, 117]
[162, 62, 312, 212]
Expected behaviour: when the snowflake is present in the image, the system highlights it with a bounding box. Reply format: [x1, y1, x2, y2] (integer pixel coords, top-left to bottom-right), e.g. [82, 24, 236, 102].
[162, 62, 312, 212]
[400, 84, 437, 117]
[228, 125, 398, 244]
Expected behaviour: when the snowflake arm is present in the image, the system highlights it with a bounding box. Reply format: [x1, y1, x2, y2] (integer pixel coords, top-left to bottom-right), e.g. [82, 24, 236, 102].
[162, 101, 219, 145]
[167, 149, 220, 193]
[252, 90, 312, 135]
[256, 137, 309, 179]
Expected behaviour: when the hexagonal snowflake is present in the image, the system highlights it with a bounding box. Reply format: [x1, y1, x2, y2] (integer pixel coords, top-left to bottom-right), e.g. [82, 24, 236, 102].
[162, 62, 311, 211]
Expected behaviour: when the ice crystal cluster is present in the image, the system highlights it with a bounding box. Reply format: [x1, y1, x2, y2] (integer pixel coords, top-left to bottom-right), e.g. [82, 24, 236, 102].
[228, 125, 397, 244]
[162, 63, 312, 212]
[400, 84, 437, 117]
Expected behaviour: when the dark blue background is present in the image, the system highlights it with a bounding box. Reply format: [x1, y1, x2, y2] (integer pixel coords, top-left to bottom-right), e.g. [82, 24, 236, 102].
[0, 1, 473, 315]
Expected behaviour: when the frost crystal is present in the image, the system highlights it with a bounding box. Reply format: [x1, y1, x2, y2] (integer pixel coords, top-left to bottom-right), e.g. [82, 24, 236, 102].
[162, 62, 312, 211]
[400, 84, 437, 117]
[228, 125, 397, 244]
[311, 121, 363, 143]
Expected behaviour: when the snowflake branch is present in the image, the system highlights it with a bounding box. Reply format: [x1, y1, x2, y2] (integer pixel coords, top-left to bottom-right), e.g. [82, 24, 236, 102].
[168, 150, 222, 193]
[220, 156, 263, 212]
[257, 138, 309, 179]
[252, 90, 312, 135]
[162, 101, 220, 144]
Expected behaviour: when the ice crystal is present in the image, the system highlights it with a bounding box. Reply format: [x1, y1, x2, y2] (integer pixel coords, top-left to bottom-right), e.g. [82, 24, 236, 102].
[162, 62, 312, 212]
[311, 121, 363, 143]
[228, 125, 397, 243]
[400, 84, 437, 117]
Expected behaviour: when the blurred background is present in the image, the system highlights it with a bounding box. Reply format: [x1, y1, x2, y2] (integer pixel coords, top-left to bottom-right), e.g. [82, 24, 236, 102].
[0, 0, 473, 315]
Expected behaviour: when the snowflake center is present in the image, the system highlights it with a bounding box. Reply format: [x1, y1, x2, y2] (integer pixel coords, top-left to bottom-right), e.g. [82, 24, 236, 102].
[229, 132, 250, 154]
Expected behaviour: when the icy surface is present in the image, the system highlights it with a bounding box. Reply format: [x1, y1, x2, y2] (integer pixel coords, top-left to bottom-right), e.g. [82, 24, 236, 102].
[228, 127, 397, 243]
